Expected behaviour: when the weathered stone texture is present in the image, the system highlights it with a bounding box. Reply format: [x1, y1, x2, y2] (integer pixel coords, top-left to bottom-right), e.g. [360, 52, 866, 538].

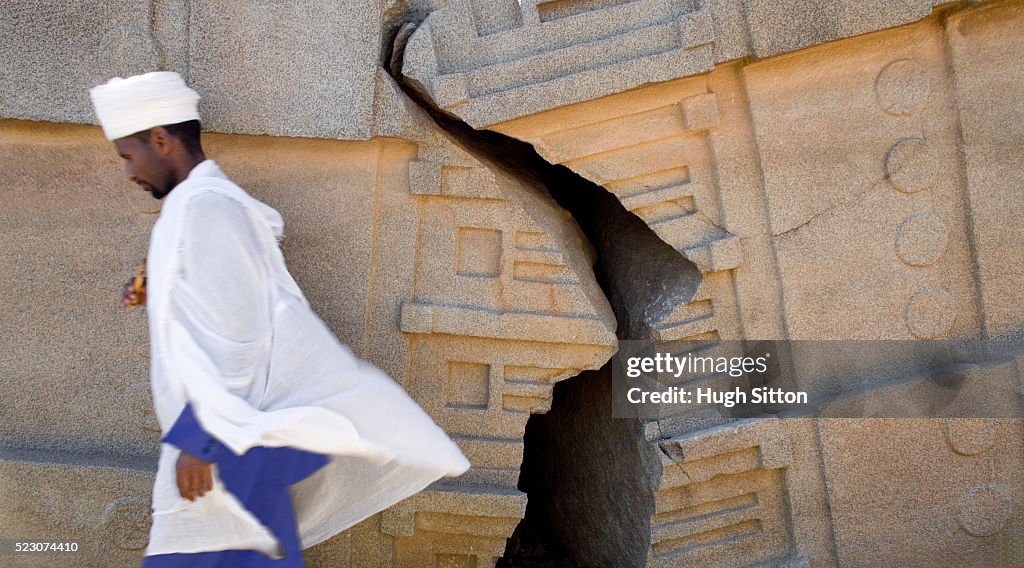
[0, 121, 156, 457]
[0, 1, 159, 125]
[742, 16, 982, 340]
[400, 0, 977, 128]
[650, 418, 807, 568]
[0, 0, 380, 139]
[186, 1, 380, 139]
[488, 9, 1014, 347]
[947, 1, 1024, 340]
[432, 2, 1024, 566]
[742, 0, 934, 57]
[487, 66, 777, 439]
[0, 450, 155, 568]
[819, 418, 1024, 566]
[401, 0, 716, 127]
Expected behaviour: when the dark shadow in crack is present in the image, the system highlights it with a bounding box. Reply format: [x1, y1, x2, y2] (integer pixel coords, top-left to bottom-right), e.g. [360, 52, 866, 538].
[387, 38, 703, 566]
[386, 53, 702, 340]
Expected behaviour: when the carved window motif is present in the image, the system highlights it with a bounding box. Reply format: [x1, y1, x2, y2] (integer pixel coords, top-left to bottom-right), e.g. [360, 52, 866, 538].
[456, 227, 503, 278]
[445, 361, 491, 410]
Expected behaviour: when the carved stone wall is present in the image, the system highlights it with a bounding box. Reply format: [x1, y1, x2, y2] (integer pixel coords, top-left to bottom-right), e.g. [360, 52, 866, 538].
[2, 0, 1023, 566]
[401, 0, 971, 128]
[401, 0, 1024, 566]
[0, 0, 381, 139]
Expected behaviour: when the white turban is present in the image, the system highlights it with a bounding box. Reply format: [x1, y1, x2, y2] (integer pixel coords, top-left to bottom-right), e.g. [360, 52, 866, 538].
[89, 71, 200, 141]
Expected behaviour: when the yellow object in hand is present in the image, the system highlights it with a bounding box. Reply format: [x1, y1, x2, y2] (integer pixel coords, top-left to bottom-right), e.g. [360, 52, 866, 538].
[130, 263, 146, 311]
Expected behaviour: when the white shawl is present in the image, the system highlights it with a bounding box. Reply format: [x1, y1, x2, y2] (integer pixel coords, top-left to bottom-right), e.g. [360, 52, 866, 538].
[143, 160, 469, 556]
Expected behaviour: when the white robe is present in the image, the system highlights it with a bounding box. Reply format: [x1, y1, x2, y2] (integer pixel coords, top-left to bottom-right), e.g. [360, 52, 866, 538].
[143, 160, 470, 556]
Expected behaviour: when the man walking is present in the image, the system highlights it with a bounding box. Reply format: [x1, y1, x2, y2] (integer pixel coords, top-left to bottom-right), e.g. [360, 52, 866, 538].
[90, 71, 469, 566]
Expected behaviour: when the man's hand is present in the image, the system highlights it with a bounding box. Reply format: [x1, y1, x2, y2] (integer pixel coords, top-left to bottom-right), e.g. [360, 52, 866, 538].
[176, 451, 212, 501]
[120, 275, 146, 308]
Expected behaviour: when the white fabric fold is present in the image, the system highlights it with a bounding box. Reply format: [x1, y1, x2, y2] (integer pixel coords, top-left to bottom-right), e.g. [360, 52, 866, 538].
[144, 160, 470, 556]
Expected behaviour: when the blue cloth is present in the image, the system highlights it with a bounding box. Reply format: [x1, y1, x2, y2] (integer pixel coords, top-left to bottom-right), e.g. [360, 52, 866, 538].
[142, 404, 329, 568]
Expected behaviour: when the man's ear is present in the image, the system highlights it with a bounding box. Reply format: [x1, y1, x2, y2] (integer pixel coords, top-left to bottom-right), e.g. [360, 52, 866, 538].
[149, 126, 174, 156]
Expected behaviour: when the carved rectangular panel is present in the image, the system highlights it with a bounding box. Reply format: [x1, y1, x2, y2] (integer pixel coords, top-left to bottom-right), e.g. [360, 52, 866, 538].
[456, 227, 503, 278]
[651, 418, 798, 568]
[446, 361, 492, 410]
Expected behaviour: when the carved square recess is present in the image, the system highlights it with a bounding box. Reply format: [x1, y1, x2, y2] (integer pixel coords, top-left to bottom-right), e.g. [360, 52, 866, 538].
[445, 361, 491, 410]
[456, 227, 502, 277]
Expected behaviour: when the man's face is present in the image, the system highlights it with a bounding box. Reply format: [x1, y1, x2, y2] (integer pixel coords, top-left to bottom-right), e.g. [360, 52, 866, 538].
[113, 134, 176, 200]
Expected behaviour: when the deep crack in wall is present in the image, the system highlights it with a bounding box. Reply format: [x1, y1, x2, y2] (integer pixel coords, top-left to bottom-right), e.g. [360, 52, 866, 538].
[387, 30, 705, 566]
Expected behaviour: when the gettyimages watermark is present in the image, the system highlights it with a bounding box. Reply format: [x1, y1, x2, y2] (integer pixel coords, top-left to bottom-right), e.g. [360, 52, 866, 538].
[611, 337, 1024, 420]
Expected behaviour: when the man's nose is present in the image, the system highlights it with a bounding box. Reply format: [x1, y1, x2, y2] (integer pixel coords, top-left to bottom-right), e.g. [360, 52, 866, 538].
[125, 163, 136, 182]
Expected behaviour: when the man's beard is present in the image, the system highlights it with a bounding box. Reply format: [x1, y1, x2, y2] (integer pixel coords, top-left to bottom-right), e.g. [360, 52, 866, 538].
[140, 181, 172, 200]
